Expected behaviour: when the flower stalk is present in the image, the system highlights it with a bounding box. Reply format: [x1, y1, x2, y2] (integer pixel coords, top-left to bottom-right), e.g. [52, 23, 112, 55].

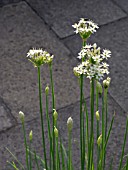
[67, 117, 73, 170]
[49, 62, 56, 170]
[37, 66, 48, 170]
[19, 111, 29, 170]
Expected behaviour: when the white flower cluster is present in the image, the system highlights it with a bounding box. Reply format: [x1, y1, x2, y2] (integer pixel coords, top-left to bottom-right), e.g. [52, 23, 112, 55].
[27, 48, 54, 67]
[73, 43, 111, 80]
[72, 18, 99, 38]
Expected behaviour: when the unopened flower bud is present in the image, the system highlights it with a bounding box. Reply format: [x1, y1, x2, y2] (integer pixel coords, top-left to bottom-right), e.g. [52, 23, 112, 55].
[96, 111, 100, 121]
[96, 82, 102, 95]
[97, 134, 102, 146]
[103, 77, 111, 89]
[45, 85, 49, 95]
[53, 109, 58, 122]
[54, 126, 58, 138]
[19, 111, 25, 122]
[67, 117, 73, 132]
[29, 130, 33, 141]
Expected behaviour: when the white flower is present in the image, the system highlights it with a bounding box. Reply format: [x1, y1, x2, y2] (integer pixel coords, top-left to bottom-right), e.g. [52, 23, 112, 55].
[27, 48, 54, 67]
[101, 49, 111, 59]
[74, 43, 111, 81]
[73, 62, 87, 77]
[72, 18, 99, 39]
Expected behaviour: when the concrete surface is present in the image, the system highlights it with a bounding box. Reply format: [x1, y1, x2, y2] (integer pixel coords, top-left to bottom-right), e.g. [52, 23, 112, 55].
[0, 0, 128, 169]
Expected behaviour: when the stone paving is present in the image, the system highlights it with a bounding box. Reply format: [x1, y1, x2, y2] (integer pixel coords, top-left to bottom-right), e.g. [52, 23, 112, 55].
[0, 0, 128, 169]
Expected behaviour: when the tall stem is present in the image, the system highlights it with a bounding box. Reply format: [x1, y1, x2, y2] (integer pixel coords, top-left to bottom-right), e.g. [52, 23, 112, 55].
[81, 39, 86, 169]
[37, 67, 48, 170]
[101, 90, 105, 170]
[29, 142, 32, 170]
[68, 131, 72, 170]
[49, 63, 56, 170]
[80, 74, 84, 170]
[22, 121, 29, 170]
[89, 78, 95, 170]
[46, 93, 52, 170]
[104, 88, 108, 169]
[104, 88, 108, 141]
[56, 137, 59, 170]
[96, 81, 100, 170]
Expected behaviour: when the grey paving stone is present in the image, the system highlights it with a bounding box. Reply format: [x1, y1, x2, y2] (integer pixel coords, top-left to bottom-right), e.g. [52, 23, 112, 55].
[63, 18, 128, 113]
[0, 94, 127, 170]
[26, 0, 126, 38]
[0, 0, 22, 7]
[0, 98, 15, 132]
[112, 0, 128, 14]
[0, 2, 90, 122]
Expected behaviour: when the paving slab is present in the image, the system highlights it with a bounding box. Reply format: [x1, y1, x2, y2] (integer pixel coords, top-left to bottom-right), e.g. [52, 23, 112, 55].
[0, 94, 127, 170]
[0, 0, 22, 7]
[0, 1, 91, 123]
[63, 18, 128, 113]
[112, 0, 128, 14]
[25, 0, 126, 38]
[0, 97, 15, 132]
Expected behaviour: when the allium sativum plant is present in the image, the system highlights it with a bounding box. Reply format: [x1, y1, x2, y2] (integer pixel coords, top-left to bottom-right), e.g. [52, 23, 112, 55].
[6, 18, 128, 170]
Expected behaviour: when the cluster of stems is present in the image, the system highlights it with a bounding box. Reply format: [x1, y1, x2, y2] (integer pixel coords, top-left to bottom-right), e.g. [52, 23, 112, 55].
[7, 21, 128, 170]
[78, 37, 128, 170]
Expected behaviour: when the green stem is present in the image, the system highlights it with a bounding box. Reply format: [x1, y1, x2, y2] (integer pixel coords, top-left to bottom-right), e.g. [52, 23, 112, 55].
[83, 95, 89, 169]
[103, 88, 108, 169]
[96, 81, 100, 170]
[46, 92, 52, 170]
[6, 147, 25, 170]
[126, 157, 128, 170]
[83, 40, 86, 47]
[80, 74, 84, 170]
[37, 67, 48, 170]
[29, 142, 32, 170]
[56, 137, 59, 170]
[119, 117, 128, 170]
[104, 114, 115, 153]
[90, 78, 95, 170]
[82, 39, 86, 169]
[34, 151, 40, 170]
[49, 63, 55, 109]
[104, 88, 108, 141]
[22, 120, 29, 170]
[49, 63, 56, 170]
[68, 131, 72, 170]
[101, 90, 106, 170]
[46, 93, 51, 140]
[60, 138, 66, 170]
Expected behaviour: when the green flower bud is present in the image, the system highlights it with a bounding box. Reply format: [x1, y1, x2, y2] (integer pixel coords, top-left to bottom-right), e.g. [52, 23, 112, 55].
[96, 111, 100, 121]
[96, 81, 102, 95]
[103, 77, 111, 89]
[67, 117, 73, 132]
[45, 85, 49, 95]
[29, 130, 33, 141]
[53, 109, 58, 122]
[54, 127, 58, 138]
[19, 111, 25, 122]
[97, 134, 102, 146]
